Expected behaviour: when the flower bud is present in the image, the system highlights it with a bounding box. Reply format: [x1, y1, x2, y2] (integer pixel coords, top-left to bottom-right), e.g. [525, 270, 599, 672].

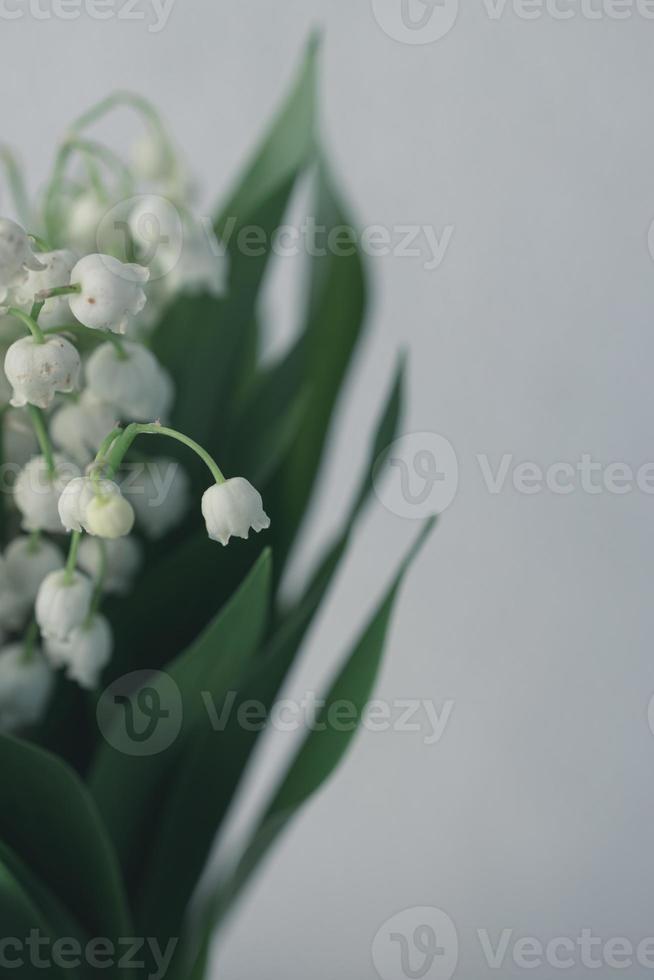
[68, 254, 149, 335]
[58, 475, 129, 536]
[85, 340, 173, 421]
[66, 192, 107, 254]
[201, 477, 270, 546]
[4, 334, 80, 409]
[35, 569, 93, 641]
[0, 218, 44, 303]
[14, 454, 79, 533]
[85, 492, 135, 539]
[131, 131, 176, 183]
[45, 614, 112, 690]
[5, 535, 63, 605]
[122, 457, 190, 539]
[3, 408, 38, 469]
[78, 535, 142, 595]
[0, 645, 53, 732]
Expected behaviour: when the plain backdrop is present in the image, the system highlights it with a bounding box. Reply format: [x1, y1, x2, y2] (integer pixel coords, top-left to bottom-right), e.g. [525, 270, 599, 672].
[4, 1, 654, 977]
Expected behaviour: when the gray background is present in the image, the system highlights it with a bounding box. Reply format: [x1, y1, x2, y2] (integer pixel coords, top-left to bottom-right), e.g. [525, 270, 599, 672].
[4, 1, 654, 977]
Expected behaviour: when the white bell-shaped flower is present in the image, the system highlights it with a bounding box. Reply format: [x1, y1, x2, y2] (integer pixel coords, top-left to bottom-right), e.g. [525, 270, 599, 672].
[66, 191, 114, 255]
[58, 475, 130, 536]
[45, 613, 112, 690]
[5, 535, 63, 605]
[3, 408, 38, 470]
[165, 221, 229, 298]
[14, 454, 80, 533]
[128, 195, 183, 277]
[0, 556, 29, 630]
[35, 569, 93, 641]
[0, 218, 44, 303]
[4, 334, 80, 409]
[201, 478, 270, 546]
[131, 131, 175, 182]
[85, 340, 173, 421]
[78, 535, 142, 595]
[85, 491, 135, 539]
[68, 254, 149, 335]
[122, 457, 190, 539]
[0, 645, 53, 732]
[12, 249, 77, 328]
[50, 390, 117, 467]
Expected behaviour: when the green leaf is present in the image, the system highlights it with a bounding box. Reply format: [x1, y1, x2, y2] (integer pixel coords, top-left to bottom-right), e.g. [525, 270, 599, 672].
[0, 736, 130, 943]
[151, 37, 319, 455]
[140, 360, 405, 945]
[89, 550, 272, 895]
[0, 840, 88, 955]
[214, 33, 318, 234]
[0, 859, 67, 980]
[265, 160, 369, 573]
[188, 518, 435, 968]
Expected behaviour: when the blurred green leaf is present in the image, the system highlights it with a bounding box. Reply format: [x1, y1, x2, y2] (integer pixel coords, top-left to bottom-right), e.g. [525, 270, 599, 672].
[265, 161, 369, 575]
[0, 859, 67, 980]
[90, 550, 272, 896]
[188, 518, 435, 967]
[0, 736, 130, 943]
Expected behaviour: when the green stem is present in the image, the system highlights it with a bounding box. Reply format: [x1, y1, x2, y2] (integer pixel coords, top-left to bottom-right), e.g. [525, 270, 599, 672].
[37, 284, 80, 302]
[0, 146, 31, 227]
[107, 333, 129, 360]
[64, 531, 82, 584]
[22, 619, 39, 663]
[29, 234, 51, 253]
[44, 138, 132, 242]
[86, 539, 107, 623]
[104, 422, 225, 484]
[28, 530, 42, 553]
[69, 91, 177, 176]
[27, 406, 56, 477]
[7, 308, 45, 344]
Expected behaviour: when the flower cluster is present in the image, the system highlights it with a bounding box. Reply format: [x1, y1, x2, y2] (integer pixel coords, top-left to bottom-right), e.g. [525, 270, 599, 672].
[0, 99, 270, 731]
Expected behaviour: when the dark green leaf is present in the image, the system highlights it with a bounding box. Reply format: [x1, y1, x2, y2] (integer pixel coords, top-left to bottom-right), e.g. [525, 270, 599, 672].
[89, 550, 272, 896]
[0, 736, 130, 942]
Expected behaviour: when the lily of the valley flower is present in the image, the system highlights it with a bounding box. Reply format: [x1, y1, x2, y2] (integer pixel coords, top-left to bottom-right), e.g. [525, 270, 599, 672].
[0, 218, 44, 303]
[0, 645, 53, 732]
[14, 454, 79, 533]
[4, 535, 63, 605]
[85, 491, 135, 539]
[201, 477, 270, 546]
[0, 557, 28, 630]
[68, 254, 149, 334]
[78, 535, 142, 595]
[85, 340, 173, 421]
[45, 613, 112, 690]
[35, 569, 93, 640]
[12, 249, 77, 328]
[58, 475, 134, 538]
[50, 390, 117, 466]
[4, 334, 80, 408]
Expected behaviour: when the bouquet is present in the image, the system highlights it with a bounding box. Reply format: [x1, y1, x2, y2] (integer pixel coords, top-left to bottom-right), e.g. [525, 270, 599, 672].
[0, 37, 432, 979]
